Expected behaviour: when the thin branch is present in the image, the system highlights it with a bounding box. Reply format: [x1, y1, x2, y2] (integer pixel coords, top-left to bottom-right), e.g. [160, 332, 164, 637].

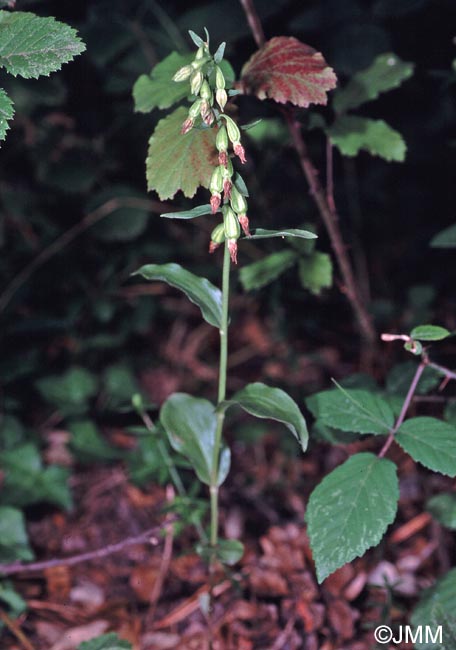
[0, 197, 170, 313]
[237, 0, 376, 346]
[0, 521, 174, 577]
[0, 608, 36, 650]
[326, 137, 336, 215]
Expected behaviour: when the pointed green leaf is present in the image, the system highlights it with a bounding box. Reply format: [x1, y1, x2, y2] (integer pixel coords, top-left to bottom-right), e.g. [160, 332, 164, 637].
[0, 11, 85, 79]
[222, 382, 308, 451]
[410, 324, 451, 341]
[430, 223, 456, 248]
[161, 204, 213, 219]
[248, 228, 317, 240]
[188, 30, 204, 48]
[133, 263, 222, 328]
[328, 116, 406, 161]
[160, 394, 229, 486]
[146, 106, 218, 199]
[306, 453, 399, 583]
[239, 250, 297, 291]
[411, 568, 456, 650]
[78, 633, 132, 650]
[0, 88, 14, 142]
[396, 417, 456, 477]
[132, 52, 193, 113]
[0, 506, 34, 563]
[306, 387, 394, 435]
[213, 42, 226, 64]
[298, 251, 333, 295]
[426, 493, 456, 530]
[217, 539, 244, 565]
[333, 53, 414, 114]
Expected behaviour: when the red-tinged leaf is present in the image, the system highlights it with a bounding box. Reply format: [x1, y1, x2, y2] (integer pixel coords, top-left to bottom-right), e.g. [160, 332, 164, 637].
[146, 106, 218, 200]
[239, 36, 337, 108]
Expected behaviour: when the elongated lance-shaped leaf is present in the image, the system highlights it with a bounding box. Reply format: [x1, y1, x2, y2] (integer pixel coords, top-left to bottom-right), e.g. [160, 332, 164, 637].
[133, 263, 222, 328]
[161, 204, 214, 219]
[0, 87, 13, 143]
[160, 394, 229, 486]
[306, 386, 394, 435]
[333, 53, 414, 114]
[409, 324, 451, 341]
[248, 228, 317, 240]
[396, 417, 456, 477]
[220, 382, 308, 451]
[0, 11, 85, 79]
[147, 106, 218, 200]
[328, 116, 406, 162]
[306, 452, 399, 582]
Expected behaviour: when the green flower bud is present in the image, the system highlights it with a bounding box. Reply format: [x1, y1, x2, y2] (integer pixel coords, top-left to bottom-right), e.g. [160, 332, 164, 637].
[223, 206, 241, 240]
[216, 88, 228, 111]
[190, 70, 204, 95]
[211, 223, 226, 244]
[195, 45, 206, 60]
[216, 125, 229, 153]
[209, 166, 224, 194]
[200, 80, 213, 101]
[215, 66, 225, 90]
[188, 98, 202, 118]
[172, 64, 193, 82]
[223, 115, 241, 145]
[230, 186, 248, 215]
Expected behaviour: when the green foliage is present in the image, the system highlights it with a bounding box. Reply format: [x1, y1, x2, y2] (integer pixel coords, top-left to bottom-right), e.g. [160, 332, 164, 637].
[426, 493, 456, 529]
[78, 634, 132, 650]
[409, 324, 451, 341]
[133, 263, 223, 328]
[328, 116, 406, 161]
[146, 106, 218, 199]
[216, 539, 245, 565]
[0, 443, 72, 509]
[0, 506, 34, 562]
[160, 393, 230, 486]
[240, 250, 297, 291]
[35, 367, 98, 416]
[305, 453, 399, 583]
[0, 87, 13, 141]
[248, 228, 317, 240]
[0, 581, 26, 619]
[306, 386, 394, 435]
[298, 251, 332, 295]
[161, 204, 213, 219]
[395, 417, 456, 477]
[0, 11, 85, 79]
[430, 223, 456, 248]
[69, 420, 122, 464]
[133, 52, 193, 112]
[222, 382, 308, 450]
[88, 186, 150, 242]
[411, 568, 456, 650]
[333, 53, 414, 113]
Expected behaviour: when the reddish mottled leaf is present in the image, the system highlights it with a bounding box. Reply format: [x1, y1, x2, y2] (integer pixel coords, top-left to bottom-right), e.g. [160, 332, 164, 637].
[146, 106, 217, 200]
[239, 36, 337, 107]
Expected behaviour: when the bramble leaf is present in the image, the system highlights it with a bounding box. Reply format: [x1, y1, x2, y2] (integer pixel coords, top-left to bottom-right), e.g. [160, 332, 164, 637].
[410, 324, 451, 341]
[430, 223, 456, 248]
[239, 250, 297, 291]
[146, 106, 218, 199]
[160, 394, 229, 486]
[306, 453, 399, 582]
[239, 36, 337, 107]
[133, 263, 222, 328]
[333, 52, 414, 114]
[298, 251, 333, 295]
[0, 11, 85, 79]
[306, 387, 394, 435]
[133, 52, 193, 113]
[328, 116, 406, 161]
[221, 382, 309, 451]
[0, 88, 14, 142]
[396, 417, 456, 477]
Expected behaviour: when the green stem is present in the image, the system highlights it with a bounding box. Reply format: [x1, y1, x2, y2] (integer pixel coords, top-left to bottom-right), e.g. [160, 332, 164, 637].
[209, 240, 231, 548]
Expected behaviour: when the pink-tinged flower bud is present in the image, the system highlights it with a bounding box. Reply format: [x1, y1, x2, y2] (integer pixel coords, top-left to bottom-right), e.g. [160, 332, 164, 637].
[216, 125, 229, 153]
[200, 99, 211, 118]
[218, 151, 228, 166]
[223, 178, 232, 199]
[233, 142, 247, 164]
[190, 70, 204, 95]
[181, 117, 194, 134]
[202, 109, 215, 126]
[238, 214, 251, 237]
[209, 241, 220, 254]
[215, 66, 225, 90]
[172, 65, 193, 82]
[230, 186, 248, 214]
[210, 193, 221, 213]
[199, 80, 212, 101]
[209, 223, 225, 253]
[188, 98, 202, 118]
[228, 239, 238, 264]
[216, 88, 228, 111]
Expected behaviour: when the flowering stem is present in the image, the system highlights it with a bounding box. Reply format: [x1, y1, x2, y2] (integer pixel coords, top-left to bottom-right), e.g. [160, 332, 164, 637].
[210, 240, 231, 548]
